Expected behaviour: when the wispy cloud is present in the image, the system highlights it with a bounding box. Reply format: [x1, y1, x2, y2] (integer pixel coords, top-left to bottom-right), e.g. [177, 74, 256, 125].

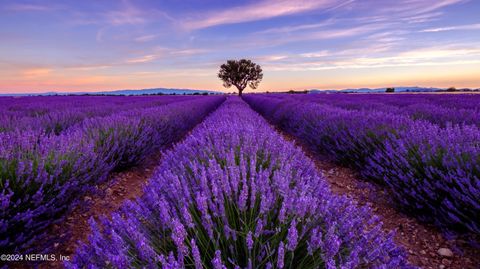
[256, 20, 335, 34]
[126, 55, 157, 63]
[413, 0, 468, 14]
[256, 55, 289, 62]
[96, 27, 109, 42]
[134, 34, 157, 42]
[120, 48, 210, 66]
[300, 50, 330, 58]
[374, 0, 467, 17]
[405, 12, 443, 23]
[266, 46, 480, 71]
[67, 65, 113, 71]
[268, 58, 480, 71]
[65, 1, 171, 27]
[343, 0, 467, 26]
[261, 23, 387, 47]
[105, 2, 146, 26]
[4, 3, 57, 12]
[421, 23, 480, 32]
[21, 68, 53, 78]
[170, 48, 210, 56]
[182, 0, 341, 30]
[397, 47, 480, 60]
[310, 25, 383, 39]
[293, 40, 399, 62]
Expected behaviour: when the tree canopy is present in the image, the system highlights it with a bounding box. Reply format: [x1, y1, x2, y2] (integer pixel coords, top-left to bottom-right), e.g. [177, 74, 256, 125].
[218, 59, 263, 96]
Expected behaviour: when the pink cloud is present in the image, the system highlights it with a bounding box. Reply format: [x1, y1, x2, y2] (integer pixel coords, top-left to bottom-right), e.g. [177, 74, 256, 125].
[21, 68, 52, 78]
[421, 23, 480, 32]
[182, 0, 341, 30]
[126, 55, 157, 63]
[105, 5, 146, 26]
[5, 3, 57, 12]
[134, 34, 157, 42]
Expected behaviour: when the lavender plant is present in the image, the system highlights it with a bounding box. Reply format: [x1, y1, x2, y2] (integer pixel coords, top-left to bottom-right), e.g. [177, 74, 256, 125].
[69, 98, 409, 268]
[366, 122, 480, 234]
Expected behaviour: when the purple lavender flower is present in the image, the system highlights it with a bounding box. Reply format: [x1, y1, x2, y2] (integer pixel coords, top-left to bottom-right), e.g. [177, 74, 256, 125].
[286, 220, 298, 251]
[246, 231, 254, 250]
[254, 218, 264, 238]
[191, 239, 202, 269]
[171, 218, 188, 255]
[212, 250, 226, 269]
[238, 177, 249, 211]
[277, 241, 285, 269]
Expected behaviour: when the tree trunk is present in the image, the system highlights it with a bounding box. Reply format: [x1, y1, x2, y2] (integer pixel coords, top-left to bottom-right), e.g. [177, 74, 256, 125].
[237, 86, 244, 96]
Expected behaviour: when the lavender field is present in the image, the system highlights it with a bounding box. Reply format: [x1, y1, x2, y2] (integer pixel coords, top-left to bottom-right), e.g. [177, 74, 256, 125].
[1, 94, 479, 268]
[0, 96, 225, 253]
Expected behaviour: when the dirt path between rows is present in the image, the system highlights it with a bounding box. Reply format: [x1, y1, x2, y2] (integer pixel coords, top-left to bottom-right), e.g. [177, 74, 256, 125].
[39, 152, 163, 268]
[316, 161, 480, 269]
[280, 134, 480, 269]
[7, 154, 160, 269]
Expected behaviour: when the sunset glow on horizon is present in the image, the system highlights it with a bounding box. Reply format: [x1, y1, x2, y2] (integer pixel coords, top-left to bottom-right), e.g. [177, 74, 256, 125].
[1, 0, 480, 93]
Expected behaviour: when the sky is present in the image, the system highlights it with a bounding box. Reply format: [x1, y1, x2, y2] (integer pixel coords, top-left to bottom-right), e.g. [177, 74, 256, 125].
[1, 0, 480, 93]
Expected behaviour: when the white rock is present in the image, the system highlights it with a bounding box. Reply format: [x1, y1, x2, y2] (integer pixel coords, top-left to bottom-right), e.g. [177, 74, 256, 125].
[106, 188, 113, 196]
[437, 248, 453, 257]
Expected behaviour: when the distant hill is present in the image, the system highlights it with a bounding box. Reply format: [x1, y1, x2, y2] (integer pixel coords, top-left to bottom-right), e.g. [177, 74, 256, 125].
[95, 88, 219, 95]
[309, 86, 480, 93]
[0, 88, 220, 96]
[309, 86, 446, 93]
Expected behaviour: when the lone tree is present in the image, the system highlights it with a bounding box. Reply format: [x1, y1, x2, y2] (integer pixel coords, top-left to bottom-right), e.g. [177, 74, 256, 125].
[218, 59, 263, 96]
[386, 87, 395, 93]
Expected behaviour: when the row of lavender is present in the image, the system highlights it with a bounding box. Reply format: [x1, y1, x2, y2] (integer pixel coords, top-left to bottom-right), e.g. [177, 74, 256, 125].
[276, 94, 480, 127]
[244, 94, 480, 240]
[69, 97, 409, 268]
[304, 93, 480, 109]
[0, 96, 198, 134]
[0, 96, 225, 253]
